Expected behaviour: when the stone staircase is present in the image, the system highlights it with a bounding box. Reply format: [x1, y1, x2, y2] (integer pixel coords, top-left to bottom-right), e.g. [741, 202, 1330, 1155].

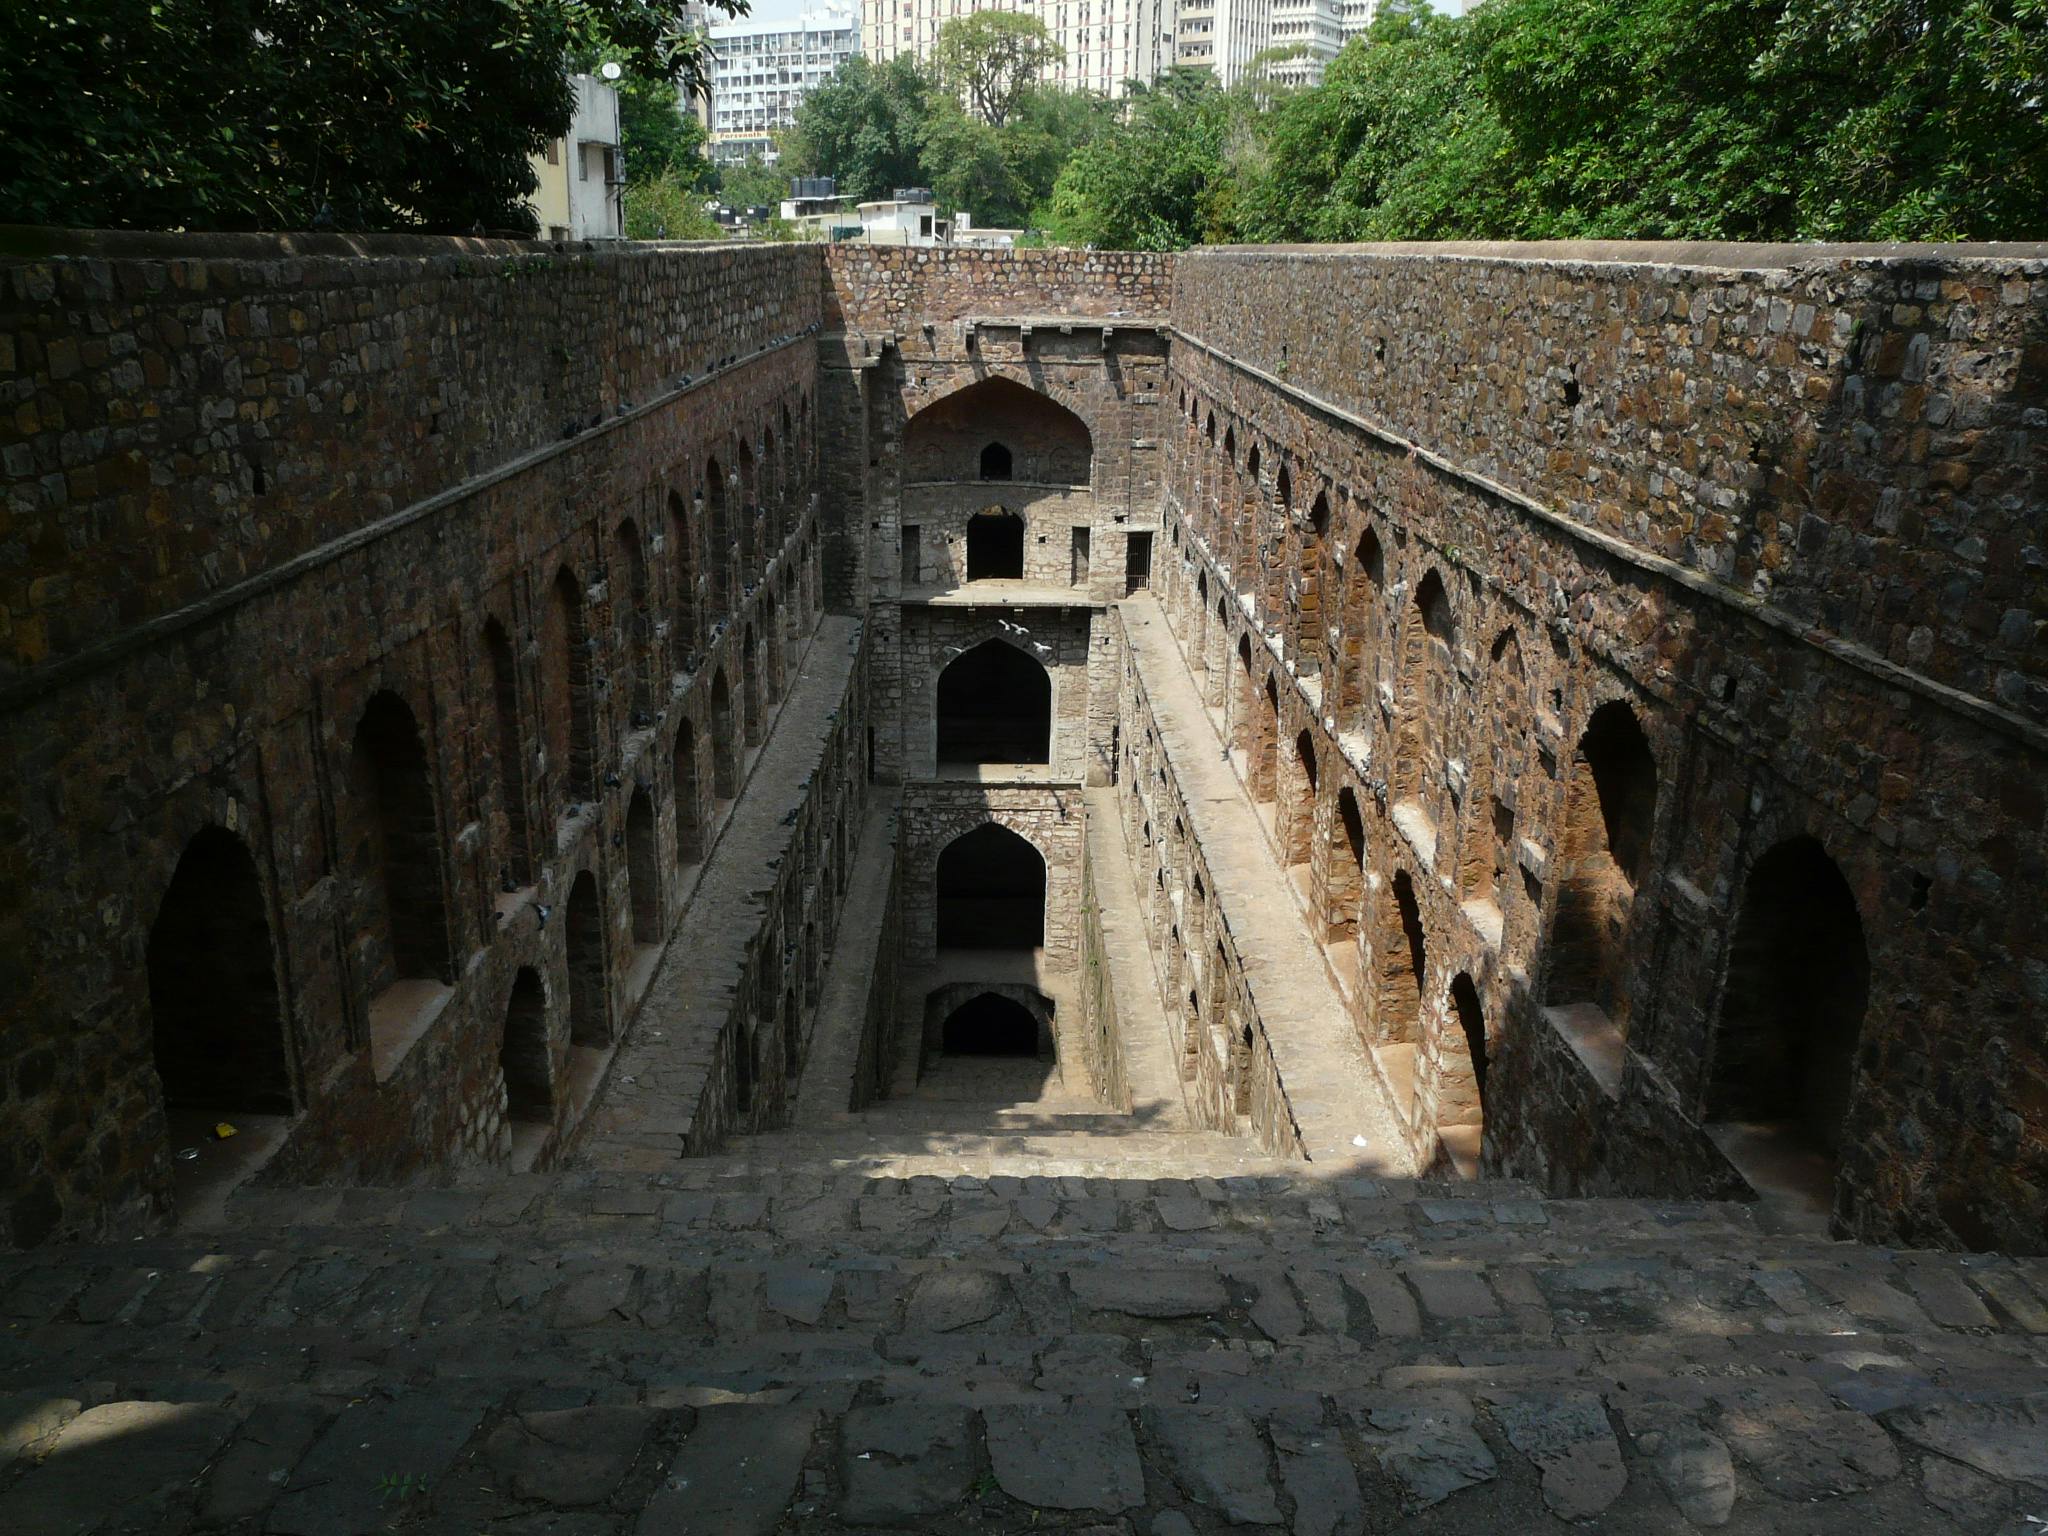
[4, 1139, 2047, 1534]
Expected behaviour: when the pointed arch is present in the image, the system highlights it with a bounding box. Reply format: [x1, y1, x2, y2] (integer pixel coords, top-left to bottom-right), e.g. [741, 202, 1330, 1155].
[543, 565, 595, 803]
[626, 785, 660, 946]
[349, 690, 452, 987]
[1546, 700, 1658, 1028]
[904, 376, 1092, 485]
[148, 826, 291, 1114]
[615, 518, 652, 718]
[709, 669, 737, 801]
[482, 616, 532, 886]
[704, 456, 731, 607]
[565, 868, 608, 1048]
[937, 638, 1052, 765]
[667, 488, 697, 656]
[1707, 837, 1867, 1162]
[673, 718, 704, 866]
[936, 823, 1046, 950]
[500, 967, 552, 1123]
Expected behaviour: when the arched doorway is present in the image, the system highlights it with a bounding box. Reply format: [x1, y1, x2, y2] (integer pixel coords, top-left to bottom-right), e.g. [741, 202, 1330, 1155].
[565, 869, 608, 1047]
[979, 442, 1013, 481]
[940, 993, 1042, 1055]
[1435, 973, 1486, 1176]
[349, 690, 452, 988]
[615, 518, 652, 717]
[1373, 869, 1426, 1046]
[673, 720, 704, 867]
[500, 967, 552, 1123]
[483, 617, 531, 887]
[936, 823, 1045, 949]
[626, 786, 660, 947]
[148, 827, 291, 1114]
[1707, 837, 1868, 1176]
[710, 669, 737, 802]
[966, 509, 1025, 580]
[544, 566, 595, 802]
[741, 623, 763, 746]
[936, 640, 1051, 764]
[1546, 701, 1657, 1028]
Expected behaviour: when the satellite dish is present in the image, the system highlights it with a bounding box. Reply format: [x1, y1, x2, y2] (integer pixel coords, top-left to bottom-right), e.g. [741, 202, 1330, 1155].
[599, 61, 623, 81]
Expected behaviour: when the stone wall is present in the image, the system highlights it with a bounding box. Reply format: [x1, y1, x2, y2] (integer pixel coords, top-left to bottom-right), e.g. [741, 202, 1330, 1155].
[822, 246, 1169, 334]
[0, 234, 824, 1247]
[1157, 243, 2048, 1251]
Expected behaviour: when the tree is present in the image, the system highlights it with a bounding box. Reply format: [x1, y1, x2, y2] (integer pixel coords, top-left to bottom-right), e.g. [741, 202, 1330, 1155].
[1045, 71, 1234, 250]
[613, 73, 714, 190]
[932, 13, 1065, 129]
[0, 0, 743, 234]
[783, 55, 934, 202]
[624, 165, 724, 238]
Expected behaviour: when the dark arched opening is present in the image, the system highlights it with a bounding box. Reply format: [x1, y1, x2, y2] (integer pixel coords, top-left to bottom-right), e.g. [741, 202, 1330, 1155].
[544, 566, 595, 803]
[979, 442, 1013, 481]
[936, 823, 1045, 949]
[1437, 972, 1486, 1176]
[615, 518, 652, 716]
[941, 992, 1041, 1056]
[1707, 838, 1867, 1160]
[565, 869, 608, 1047]
[1546, 701, 1657, 1025]
[710, 669, 737, 801]
[626, 786, 660, 946]
[349, 690, 452, 986]
[483, 618, 532, 887]
[966, 509, 1025, 581]
[500, 967, 551, 1123]
[704, 456, 731, 606]
[673, 720, 704, 866]
[148, 827, 291, 1113]
[1375, 868, 1426, 1045]
[937, 640, 1051, 764]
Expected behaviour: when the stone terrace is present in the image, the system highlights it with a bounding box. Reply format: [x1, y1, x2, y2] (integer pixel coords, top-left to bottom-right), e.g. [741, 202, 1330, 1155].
[3, 1158, 2047, 1533]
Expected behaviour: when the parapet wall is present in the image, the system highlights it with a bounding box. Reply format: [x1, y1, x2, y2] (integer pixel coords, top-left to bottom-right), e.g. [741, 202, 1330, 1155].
[823, 246, 1170, 333]
[1172, 243, 2048, 733]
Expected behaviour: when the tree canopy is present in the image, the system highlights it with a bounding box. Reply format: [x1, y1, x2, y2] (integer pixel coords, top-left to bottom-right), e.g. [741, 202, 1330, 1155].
[1053, 0, 2048, 247]
[932, 12, 1066, 129]
[1, 0, 744, 235]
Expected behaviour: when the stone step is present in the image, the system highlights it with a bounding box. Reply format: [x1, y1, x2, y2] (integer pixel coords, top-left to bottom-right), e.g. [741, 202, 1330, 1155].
[7, 1196, 2048, 1536]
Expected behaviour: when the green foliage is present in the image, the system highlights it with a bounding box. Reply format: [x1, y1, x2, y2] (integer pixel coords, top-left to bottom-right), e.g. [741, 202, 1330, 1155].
[1046, 72, 1236, 250]
[1063, 0, 2047, 247]
[614, 73, 713, 190]
[0, 0, 742, 234]
[783, 55, 935, 203]
[623, 165, 723, 238]
[931, 12, 1065, 128]
[714, 157, 791, 211]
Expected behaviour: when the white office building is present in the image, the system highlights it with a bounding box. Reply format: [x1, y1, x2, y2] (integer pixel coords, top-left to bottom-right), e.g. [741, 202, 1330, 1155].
[1172, 0, 1278, 86]
[864, 0, 1178, 100]
[708, 5, 862, 163]
[1266, 0, 1342, 85]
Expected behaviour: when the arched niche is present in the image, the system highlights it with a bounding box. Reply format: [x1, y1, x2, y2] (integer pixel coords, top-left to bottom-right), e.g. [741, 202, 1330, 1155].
[936, 639, 1052, 765]
[148, 826, 292, 1114]
[936, 823, 1046, 950]
[904, 376, 1093, 485]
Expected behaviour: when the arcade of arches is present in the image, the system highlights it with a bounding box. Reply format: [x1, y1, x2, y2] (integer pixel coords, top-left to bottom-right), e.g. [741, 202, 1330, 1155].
[4, 235, 2042, 1278]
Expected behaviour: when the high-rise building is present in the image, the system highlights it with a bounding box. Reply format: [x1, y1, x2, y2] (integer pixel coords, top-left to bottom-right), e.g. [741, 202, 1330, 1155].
[1172, 0, 1272, 85]
[863, 0, 1178, 100]
[707, 4, 862, 163]
[1266, 0, 1342, 85]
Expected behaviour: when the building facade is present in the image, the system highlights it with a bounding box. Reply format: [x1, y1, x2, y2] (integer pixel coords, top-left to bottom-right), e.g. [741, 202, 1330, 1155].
[1266, 0, 1342, 85]
[864, 0, 1178, 98]
[708, 5, 862, 163]
[527, 74, 625, 240]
